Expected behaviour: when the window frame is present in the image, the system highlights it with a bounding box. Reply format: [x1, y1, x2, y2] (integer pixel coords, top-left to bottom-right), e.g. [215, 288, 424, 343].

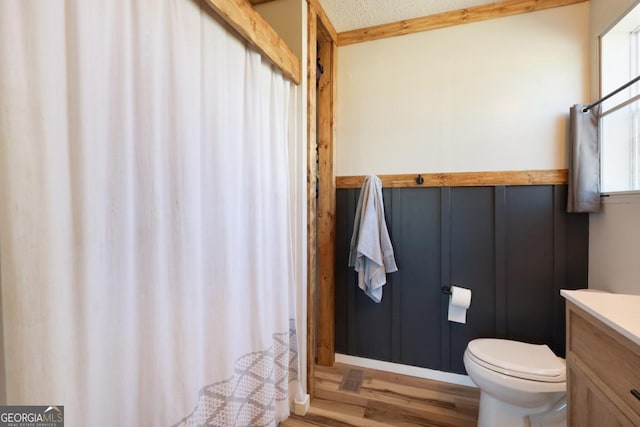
[599, 9, 640, 195]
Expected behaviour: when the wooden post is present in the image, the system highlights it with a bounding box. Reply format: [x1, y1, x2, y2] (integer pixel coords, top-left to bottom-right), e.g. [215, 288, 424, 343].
[316, 25, 336, 367]
[306, 4, 318, 397]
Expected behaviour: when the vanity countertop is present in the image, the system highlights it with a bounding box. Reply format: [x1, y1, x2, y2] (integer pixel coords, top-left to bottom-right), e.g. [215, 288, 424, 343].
[561, 289, 640, 347]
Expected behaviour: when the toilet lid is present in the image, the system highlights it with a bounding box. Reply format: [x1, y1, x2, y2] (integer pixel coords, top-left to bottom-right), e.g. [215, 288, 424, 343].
[467, 339, 566, 382]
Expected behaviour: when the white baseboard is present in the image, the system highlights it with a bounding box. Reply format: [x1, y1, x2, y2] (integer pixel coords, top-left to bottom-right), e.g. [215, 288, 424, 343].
[334, 353, 476, 388]
[292, 394, 310, 416]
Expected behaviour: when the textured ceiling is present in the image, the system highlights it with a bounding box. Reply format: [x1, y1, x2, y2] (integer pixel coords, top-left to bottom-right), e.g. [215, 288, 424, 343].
[318, 0, 502, 32]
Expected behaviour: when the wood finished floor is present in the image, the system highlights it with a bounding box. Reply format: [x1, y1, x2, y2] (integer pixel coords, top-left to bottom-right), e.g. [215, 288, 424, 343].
[281, 363, 480, 427]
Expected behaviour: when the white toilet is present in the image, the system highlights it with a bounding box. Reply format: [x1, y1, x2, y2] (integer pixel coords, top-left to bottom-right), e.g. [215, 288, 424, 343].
[463, 338, 567, 427]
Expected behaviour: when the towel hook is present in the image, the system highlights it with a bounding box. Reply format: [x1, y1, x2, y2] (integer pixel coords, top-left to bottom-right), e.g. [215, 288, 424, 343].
[415, 174, 424, 185]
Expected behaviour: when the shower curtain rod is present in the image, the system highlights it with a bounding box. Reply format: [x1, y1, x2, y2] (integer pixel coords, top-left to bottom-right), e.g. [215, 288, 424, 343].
[583, 74, 640, 113]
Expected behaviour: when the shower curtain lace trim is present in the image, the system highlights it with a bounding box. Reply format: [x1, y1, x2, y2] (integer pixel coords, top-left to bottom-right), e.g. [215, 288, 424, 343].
[174, 320, 299, 427]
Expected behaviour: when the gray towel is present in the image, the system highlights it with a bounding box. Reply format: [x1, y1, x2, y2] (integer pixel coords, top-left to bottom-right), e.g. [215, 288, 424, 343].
[348, 175, 398, 303]
[567, 104, 601, 213]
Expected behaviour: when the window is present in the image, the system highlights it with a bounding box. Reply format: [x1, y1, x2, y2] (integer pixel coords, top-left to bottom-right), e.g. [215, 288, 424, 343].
[600, 4, 640, 193]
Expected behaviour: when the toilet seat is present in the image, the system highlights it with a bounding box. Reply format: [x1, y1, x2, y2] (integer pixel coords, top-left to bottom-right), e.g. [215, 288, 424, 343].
[466, 339, 566, 383]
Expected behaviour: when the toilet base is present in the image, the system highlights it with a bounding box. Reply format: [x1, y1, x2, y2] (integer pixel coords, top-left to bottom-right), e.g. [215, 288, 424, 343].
[478, 391, 566, 427]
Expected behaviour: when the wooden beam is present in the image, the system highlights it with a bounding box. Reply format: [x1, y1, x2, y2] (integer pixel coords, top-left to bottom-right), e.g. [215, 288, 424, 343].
[337, 0, 588, 46]
[249, 0, 277, 5]
[316, 36, 337, 367]
[336, 169, 569, 189]
[307, 0, 338, 43]
[306, 5, 318, 398]
[202, 0, 301, 84]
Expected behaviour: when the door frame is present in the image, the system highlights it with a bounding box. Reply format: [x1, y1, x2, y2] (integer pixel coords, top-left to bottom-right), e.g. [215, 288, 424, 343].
[306, 0, 337, 397]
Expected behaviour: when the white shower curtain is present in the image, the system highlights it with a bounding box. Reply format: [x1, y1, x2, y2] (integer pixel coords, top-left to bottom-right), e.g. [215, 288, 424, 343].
[0, 1, 302, 425]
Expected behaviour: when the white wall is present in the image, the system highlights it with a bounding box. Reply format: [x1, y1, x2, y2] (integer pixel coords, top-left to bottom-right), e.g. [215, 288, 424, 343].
[589, 0, 640, 295]
[590, 0, 638, 36]
[589, 194, 640, 294]
[255, 0, 303, 59]
[335, 4, 589, 176]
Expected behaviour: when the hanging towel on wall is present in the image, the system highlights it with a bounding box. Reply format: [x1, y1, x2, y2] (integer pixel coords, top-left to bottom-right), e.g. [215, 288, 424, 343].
[348, 175, 398, 303]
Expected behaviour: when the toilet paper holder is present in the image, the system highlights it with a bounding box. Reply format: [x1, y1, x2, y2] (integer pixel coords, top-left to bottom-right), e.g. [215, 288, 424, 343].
[441, 286, 452, 295]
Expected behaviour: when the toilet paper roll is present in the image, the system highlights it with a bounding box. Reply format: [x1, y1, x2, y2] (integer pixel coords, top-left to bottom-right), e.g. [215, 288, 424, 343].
[448, 285, 472, 324]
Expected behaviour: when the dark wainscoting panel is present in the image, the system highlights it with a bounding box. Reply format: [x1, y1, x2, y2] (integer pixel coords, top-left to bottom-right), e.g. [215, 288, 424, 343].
[335, 185, 589, 375]
[392, 188, 442, 368]
[334, 189, 351, 355]
[448, 187, 497, 373]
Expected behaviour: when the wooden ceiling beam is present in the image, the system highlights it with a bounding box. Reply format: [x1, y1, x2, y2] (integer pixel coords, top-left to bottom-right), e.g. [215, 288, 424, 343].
[337, 0, 588, 46]
[203, 0, 301, 84]
[249, 0, 278, 5]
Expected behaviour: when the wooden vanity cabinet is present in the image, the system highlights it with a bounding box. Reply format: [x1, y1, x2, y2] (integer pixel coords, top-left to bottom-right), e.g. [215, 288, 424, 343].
[566, 302, 640, 426]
